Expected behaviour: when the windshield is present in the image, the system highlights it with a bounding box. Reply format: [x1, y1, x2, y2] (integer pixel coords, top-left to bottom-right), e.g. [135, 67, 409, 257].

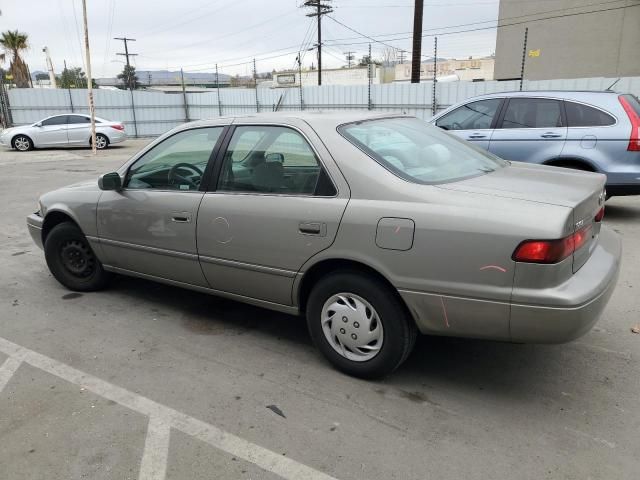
[338, 117, 507, 184]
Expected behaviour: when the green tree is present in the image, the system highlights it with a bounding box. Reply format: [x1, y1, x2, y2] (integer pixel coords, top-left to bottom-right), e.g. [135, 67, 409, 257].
[117, 64, 139, 89]
[0, 30, 30, 88]
[58, 66, 95, 88]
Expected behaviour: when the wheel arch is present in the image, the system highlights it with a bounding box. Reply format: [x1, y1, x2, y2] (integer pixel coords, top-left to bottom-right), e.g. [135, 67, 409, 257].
[42, 210, 81, 244]
[543, 157, 598, 172]
[296, 258, 413, 320]
[11, 133, 34, 149]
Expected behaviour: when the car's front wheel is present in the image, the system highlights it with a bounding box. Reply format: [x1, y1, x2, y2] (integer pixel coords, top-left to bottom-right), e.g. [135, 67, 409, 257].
[12, 135, 33, 151]
[306, 271, 417, 379]
[44, 222, 111, 291]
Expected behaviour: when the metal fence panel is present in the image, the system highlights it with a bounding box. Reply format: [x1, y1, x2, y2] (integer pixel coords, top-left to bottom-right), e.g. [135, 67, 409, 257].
[7, 76, 640, 137]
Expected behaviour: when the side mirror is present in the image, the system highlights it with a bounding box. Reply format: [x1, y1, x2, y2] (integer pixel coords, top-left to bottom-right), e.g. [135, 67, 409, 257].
[35, 122, 42, 127]
[98, 172, 122, 191]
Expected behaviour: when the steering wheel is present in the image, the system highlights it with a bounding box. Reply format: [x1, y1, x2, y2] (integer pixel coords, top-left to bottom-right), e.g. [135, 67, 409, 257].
[168, 163, 204, 189]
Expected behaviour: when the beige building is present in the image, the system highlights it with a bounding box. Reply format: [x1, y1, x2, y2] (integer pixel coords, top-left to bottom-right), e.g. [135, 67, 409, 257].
[494, 0, 640, 80]
[394, 57, 495, 82]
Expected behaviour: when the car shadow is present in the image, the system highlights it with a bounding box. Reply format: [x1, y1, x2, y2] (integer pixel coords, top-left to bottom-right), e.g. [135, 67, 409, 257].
[602, 202, 639, 222]
[107, 275, 583, 396]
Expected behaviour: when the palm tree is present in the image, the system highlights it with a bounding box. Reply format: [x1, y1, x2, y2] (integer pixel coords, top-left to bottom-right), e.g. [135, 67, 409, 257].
[0, 30, 30, 88]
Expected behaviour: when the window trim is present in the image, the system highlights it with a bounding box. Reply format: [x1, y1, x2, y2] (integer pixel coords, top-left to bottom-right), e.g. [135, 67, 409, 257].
[122, 125, 229, 193]
[563, 99, 618, 129]
[435, 97, 505, 131]
[206, 123, 339, 198]
[40, 115, 69, 127]
[495, 97, 567, 130]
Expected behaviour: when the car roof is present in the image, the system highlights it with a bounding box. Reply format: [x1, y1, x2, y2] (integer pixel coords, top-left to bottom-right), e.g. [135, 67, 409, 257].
[468, 90, 621, 102]
[186, 111, 407, 129]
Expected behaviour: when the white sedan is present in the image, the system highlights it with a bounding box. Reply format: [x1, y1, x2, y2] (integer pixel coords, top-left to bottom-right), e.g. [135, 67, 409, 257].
[0, 114, 127, 151]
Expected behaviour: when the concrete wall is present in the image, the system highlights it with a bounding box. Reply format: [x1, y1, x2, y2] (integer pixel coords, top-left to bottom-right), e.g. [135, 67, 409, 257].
[494, 0, 640, 80]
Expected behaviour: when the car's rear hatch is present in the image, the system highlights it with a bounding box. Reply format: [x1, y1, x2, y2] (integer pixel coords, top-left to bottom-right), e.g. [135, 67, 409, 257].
[436, 161, 606, 272]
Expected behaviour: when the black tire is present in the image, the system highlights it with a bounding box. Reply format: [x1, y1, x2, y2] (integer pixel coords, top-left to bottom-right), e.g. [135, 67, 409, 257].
[306, 271, 417, 379]
[93, 134, 109, 150]
[44, 222, 111, 292]
[12, 134, 33, 151]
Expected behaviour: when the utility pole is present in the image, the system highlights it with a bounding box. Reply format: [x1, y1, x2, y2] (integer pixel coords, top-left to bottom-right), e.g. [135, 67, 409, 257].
[215, 63, 222, 116]
[180, 68, 189, 122]
[64, 60, 74, 112]
[367, 44, 372, 111]
[114, 36, 138, 137]
[398, 50, 408, 64]
[304, 1, 333, 86]
[432, 37, 438, 115]
[344, 51, 355, 68]
[253, 58, 259, 112]
[297, 52, 303, 110]
[42, 46, 57, 89]
[519, 27, 528, 92]
[411, 0, 424, 83]
[81, 0, 96, 154]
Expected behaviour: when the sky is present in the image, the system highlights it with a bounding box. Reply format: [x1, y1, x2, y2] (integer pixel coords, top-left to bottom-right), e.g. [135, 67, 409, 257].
[0, 0, 500, 78]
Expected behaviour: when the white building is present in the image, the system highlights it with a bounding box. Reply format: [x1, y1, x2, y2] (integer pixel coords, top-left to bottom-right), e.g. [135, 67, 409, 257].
[272, 66, 384, 88]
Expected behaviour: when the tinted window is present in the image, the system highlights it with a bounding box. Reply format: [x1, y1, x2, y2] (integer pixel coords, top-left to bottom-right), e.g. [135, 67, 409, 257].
[339, 117, 506, 184]
[41, 116, 69, 126]
[435, 98, 502, 130]
[218, 126, 329, 195]
[125, 127, 223, 190]
[501, 98, 563, 129]
[565, 102, 615, 127]
[67, 115, 90, 124]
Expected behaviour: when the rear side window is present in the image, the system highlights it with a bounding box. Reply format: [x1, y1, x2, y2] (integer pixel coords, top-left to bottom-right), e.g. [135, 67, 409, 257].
[501, 98, 563, 129]
[565, 101, 615, 127]
[435, 98, 502, 130]
[67, 115, 90, 124]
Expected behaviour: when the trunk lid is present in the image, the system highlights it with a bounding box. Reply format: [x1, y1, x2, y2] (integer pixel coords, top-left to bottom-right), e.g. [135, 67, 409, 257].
[437, 161, 606, 272]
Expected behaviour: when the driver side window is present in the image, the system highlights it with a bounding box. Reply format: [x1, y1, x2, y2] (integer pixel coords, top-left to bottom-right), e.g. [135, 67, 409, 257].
[435, 98, 502, 131]
[125, 127, 223, 190]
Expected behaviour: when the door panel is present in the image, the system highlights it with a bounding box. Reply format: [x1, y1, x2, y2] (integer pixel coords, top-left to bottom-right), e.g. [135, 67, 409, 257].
[97, 190, 207, 286]
[197, 194, 347, 304]
[66, 115, 91, 144]
[196, 124, 348, 305]
[96, 126, 225, 286]
[36, 115, 69, 146]
[434, 98, 502, 149]
[489, 98, 567, 163]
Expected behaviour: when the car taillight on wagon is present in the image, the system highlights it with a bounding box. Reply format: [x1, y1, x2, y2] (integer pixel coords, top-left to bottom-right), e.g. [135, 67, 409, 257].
[619, 95, 640, 152]
[512, 224, 593, 264]
[111, 124, 125, 131]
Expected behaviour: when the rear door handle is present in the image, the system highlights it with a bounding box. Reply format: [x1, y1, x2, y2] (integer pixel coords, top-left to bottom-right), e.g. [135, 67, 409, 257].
[171, 212, 192, 223]
[299, 222, 326, 236]
[540, 132, 562, 138]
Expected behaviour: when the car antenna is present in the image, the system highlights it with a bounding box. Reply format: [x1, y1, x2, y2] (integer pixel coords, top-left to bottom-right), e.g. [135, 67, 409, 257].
[605, 78, 620, 91]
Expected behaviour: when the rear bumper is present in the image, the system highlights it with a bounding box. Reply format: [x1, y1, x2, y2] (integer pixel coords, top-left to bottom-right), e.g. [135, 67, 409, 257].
[106, 130, 127, 144]
[27, 213, 44, 249]
[510, 226, 621, 343]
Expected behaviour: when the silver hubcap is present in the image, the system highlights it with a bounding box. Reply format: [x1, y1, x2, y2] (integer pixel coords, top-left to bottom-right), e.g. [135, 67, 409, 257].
[15, 137, 29, 150]
[321, 293, 384, 362]
[96, 136, 107, 149]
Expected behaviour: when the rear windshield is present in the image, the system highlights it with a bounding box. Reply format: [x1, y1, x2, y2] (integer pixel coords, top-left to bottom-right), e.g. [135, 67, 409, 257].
[621, 94, 640, 116]
[338, 117, 506, 184]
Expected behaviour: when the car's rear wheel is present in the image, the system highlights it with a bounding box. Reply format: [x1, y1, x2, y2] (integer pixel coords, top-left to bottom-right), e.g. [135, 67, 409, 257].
[306, 271, 417, 379]
[93, 134, 109, 150]
[44, 222, 111, 291]
[12, 135, 33, 151]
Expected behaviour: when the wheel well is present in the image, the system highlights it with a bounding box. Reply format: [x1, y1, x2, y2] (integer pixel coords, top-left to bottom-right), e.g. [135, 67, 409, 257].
[89, 133, 108, 145]
[12, 133, 33, 146]
[297, 259, 407, 314]
[42, 212, 78, 244]
[544, 158, 596, 172]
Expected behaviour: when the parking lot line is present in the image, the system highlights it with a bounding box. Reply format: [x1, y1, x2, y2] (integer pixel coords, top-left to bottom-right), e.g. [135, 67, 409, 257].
[0, 335, 339, 480]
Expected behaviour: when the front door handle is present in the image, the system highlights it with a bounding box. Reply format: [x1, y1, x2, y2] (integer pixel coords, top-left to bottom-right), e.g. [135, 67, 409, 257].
[468, 133, 487, 139]
[299, 222, 326, 236]
[171, 212, 192, 223]
[541, 132, 562, 138]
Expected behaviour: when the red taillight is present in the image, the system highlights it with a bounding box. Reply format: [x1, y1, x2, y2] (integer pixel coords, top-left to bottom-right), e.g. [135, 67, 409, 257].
[594, 206, 605, 222]
[619, 96, 640, 151]
[111, 124, 125, 131]
[513, 225, 592, 264]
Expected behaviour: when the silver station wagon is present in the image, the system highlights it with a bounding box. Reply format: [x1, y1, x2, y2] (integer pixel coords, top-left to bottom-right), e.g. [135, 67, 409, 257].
[27, 112, 621, 378]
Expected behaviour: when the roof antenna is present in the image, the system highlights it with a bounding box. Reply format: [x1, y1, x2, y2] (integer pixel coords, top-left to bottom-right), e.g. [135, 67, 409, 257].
[605, 78, 620, 91]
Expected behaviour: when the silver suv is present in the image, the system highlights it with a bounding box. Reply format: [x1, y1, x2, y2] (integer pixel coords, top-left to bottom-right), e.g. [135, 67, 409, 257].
[430, 91, 640, 197]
